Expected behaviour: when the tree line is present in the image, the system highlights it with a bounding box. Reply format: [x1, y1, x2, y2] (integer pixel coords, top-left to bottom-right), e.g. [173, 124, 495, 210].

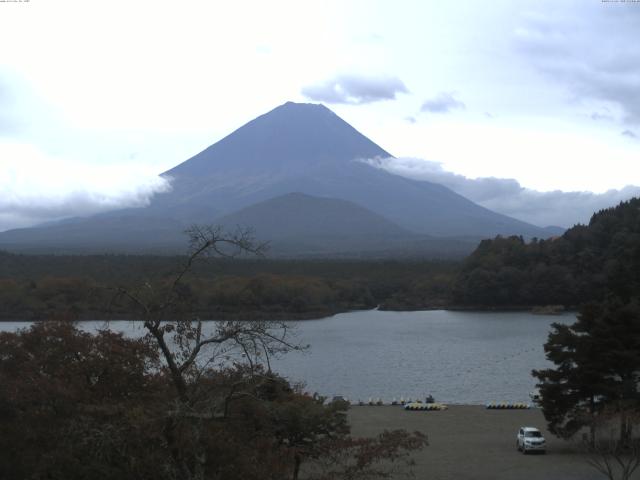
[453, 198, 640, 308]
[0, 253, 457, 320]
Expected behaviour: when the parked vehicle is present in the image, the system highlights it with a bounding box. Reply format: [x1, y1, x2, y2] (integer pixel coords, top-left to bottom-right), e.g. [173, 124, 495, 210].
[516, 426, 546, 454]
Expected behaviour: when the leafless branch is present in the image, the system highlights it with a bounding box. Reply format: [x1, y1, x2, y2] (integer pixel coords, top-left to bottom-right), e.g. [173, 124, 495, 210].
[581, 409, 640, 480]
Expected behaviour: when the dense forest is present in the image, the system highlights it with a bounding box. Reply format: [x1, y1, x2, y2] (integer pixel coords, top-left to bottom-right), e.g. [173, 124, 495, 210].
[0, 253, 457, 320]
[2, 197, 639, 320]
[453, 198, 640, 307]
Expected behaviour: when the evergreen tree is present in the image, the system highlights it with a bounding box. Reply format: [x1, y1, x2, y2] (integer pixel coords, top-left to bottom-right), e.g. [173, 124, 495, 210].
[533, 297, 640, 444]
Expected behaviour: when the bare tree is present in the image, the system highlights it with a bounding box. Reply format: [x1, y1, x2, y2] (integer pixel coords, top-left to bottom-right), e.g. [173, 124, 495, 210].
[582, 407, 640, 480]
[112, 225, 303, 480]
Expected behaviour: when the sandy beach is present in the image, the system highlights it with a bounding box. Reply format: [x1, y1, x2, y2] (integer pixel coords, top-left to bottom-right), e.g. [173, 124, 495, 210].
[348, 405, 605, 480]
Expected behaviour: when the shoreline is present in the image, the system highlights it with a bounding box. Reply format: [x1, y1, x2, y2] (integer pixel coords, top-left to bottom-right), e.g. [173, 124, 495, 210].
[0, 305, 576, 322]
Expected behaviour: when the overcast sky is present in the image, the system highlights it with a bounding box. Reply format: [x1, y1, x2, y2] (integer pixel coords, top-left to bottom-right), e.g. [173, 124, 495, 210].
[1, 0, 639, 230]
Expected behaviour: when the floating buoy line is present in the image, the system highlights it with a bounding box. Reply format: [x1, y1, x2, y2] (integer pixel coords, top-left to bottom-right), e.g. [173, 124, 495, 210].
[485, 402, 530, 409]
[324, 395, 533, 410]
[404, 402, 448, 411]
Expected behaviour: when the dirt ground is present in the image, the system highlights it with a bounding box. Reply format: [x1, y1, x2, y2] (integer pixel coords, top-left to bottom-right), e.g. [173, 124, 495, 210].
[347, 405, 610, 480]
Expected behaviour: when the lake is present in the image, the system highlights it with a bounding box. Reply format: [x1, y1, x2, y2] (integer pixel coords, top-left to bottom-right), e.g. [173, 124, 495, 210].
[1, 309, 575, 405]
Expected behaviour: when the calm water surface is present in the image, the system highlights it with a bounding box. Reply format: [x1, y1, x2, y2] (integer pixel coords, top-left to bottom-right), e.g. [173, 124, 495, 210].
[274, 309, 575, 404]
[2, 310, 574, 405]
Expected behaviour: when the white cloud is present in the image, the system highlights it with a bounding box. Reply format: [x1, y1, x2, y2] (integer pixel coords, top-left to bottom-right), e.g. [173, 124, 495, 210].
[368, 117, 640, 193]
[421, 92, 466, 114]
[364, 156, 640, 227]
[302, 74, 408, 105]
[0, 143, 171, 231]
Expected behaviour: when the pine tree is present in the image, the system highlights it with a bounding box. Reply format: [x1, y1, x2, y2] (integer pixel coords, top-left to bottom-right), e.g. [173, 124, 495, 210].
[533, 297, 640, 444]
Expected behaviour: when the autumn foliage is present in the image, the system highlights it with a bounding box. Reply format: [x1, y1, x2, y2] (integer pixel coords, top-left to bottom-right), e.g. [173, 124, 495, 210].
[0, 321, 426, 480]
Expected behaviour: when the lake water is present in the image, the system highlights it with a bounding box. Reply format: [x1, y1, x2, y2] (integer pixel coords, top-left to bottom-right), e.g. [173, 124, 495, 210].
[1, 309, 575, 405]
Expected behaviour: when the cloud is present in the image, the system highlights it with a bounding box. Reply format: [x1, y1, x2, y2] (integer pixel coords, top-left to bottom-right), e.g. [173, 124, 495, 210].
[590, 111, 613, 122]
[0, 143, 171, 232]
[363, 156, 640, 228]
[0, 73, 23, 136]
[301, 74, 408, 104]
[0, 68, 62, 139]
[514, 3, 640, 124]
[621, 129, 637, 139]
[420, 92, 465, 114]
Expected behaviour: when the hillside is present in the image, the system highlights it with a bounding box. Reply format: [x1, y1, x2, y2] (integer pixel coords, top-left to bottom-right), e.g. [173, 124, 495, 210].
[452, 197, 640, 307]
[216, 192, 479, 257]
[218, 192, 411, 240]
[0, 213, 188, 254]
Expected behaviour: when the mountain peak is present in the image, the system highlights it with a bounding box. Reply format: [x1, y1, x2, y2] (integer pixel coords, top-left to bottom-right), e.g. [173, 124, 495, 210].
[253, 101, 338, 126]
[163, 102, 391, 178]
[274, 101, 337, 117]
[280, 100, 329, 110]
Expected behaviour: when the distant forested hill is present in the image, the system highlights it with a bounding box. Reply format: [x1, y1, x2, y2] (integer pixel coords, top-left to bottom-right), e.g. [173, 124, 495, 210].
[0, 254, 457, 320]
[452, 198, 640, 307]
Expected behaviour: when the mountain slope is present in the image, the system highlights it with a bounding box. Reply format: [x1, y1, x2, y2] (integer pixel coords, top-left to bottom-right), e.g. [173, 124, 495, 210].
[148, 101, 549, 237]
[217, 192, 477, 257]
[0, 213, 187, 254]
[165, 101, 390, 177]
[218, 192, 411, 240]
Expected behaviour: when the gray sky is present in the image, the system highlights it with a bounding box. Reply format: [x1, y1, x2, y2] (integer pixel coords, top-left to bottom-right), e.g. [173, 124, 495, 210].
[0, 0, 639, 231]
